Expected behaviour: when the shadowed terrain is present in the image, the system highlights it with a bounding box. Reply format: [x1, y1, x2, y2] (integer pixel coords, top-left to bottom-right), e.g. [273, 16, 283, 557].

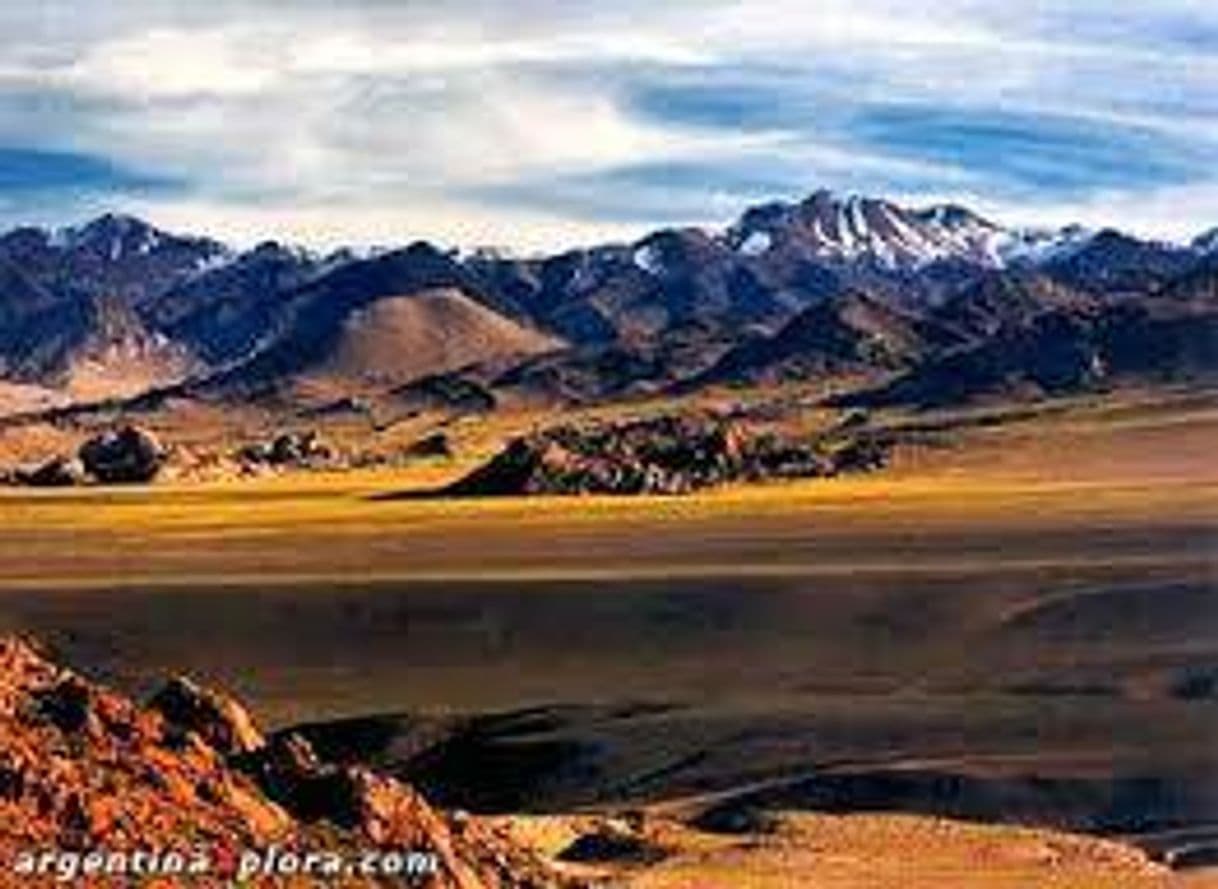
[0, 394, 1214, 870]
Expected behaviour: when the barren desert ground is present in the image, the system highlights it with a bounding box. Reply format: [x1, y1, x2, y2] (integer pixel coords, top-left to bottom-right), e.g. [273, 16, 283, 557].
[1, 392, 1216, 884]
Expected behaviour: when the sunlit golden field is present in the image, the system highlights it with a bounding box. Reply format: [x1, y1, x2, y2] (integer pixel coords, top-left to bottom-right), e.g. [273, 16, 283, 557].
[0, 390, 1213, 588]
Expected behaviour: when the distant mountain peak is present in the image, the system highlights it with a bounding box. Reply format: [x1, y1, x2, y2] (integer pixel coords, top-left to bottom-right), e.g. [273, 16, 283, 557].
[996, 224, 1095, 265]
[77, 211, 149, 232]
[55, 212, 157, 250]
[914, 203, 1001, 233]
[1192, 227, 1218, 254]
[45, 212, 228, 266]
[729, 189, 1010, 270]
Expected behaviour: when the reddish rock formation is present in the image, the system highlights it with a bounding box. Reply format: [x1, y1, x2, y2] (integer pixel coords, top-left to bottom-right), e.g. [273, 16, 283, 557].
[149, 676, 266, 758]
[0, 637, 579, 887]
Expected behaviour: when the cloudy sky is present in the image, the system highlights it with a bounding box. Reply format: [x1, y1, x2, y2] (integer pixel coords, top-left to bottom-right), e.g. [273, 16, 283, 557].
[1, 0, 1215, 250]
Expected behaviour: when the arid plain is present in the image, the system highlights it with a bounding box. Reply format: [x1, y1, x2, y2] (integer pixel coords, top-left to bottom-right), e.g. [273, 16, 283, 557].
[1, 390, 1215, 885]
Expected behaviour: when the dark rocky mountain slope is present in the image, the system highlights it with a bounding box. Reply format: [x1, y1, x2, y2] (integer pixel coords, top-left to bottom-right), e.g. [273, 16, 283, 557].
[0, 194, 1215, 415]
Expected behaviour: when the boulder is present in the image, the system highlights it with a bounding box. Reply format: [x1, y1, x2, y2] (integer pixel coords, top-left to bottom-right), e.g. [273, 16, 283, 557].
[238, 430, 333, 469]
[689, 800, 778, 835]
[404, 431, 454, 459]
[247, 732, 330, 817]
[250, 733, 444, 842]
[78, 426, 165, 484]
[827, 435, 890, 474]
[148, 676, 266, 757]
[12, 457, 86, 488]
[269, 431, 327, 465]
[36, 676, 98, 734]
[557, 823, 666, 864]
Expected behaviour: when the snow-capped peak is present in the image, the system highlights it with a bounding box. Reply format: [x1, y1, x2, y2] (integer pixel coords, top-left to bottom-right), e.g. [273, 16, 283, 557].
[994, 224, 1095, 265]
[632, 242, 664, 275]
[461, 245, 520, 263]
[1192, 227, 1218, 255]
[46, 213, 229, 267]
[60, 213, 161, 259]
[737, 230, 773, 257]
[730, 191, 1014, 270]
[723, 190, 1124, 273]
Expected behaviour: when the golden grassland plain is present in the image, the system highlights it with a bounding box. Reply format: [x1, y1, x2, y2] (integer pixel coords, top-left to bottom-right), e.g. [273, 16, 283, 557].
[1, 390, 1214, 583]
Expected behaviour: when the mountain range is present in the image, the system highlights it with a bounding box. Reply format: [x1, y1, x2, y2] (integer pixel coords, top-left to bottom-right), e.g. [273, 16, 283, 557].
[1, 190, 1215, 416]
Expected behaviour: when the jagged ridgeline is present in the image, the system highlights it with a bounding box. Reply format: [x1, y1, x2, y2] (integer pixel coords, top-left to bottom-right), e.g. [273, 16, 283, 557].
[0, 192, 1214, 416]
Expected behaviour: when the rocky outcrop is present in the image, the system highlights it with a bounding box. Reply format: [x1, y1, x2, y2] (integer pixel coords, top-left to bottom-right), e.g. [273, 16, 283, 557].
[445, 414, 889, 497]
[237, 430, 333, 471]
[149, 676, 266, 758]
[3, 426, 164, 487]
[0, 637, 289, 859]
[393, 373, 498, 415]
[78, 425, 165, 483]
[404, 432, 454, 460]
[0, 637, 580, 888]
[8, 456, 87, 488]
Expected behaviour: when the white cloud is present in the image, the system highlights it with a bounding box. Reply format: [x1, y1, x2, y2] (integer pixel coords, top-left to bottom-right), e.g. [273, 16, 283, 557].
[0, 0, 1213, 248]
[694, 0, 1003, 53]
[289, 30, 710, 75]
[128, 192, 649, 253]
[992, 182, 1218, 242]
[64, 27, 282, 99]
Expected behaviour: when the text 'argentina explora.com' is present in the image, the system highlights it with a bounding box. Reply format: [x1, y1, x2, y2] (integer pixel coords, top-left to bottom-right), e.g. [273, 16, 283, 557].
[9, 845, 441, 882]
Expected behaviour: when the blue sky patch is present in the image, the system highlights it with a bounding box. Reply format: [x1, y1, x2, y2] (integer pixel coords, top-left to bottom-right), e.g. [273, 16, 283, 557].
[848, 106, 1211, 197]
[0, 147, 178, 196]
